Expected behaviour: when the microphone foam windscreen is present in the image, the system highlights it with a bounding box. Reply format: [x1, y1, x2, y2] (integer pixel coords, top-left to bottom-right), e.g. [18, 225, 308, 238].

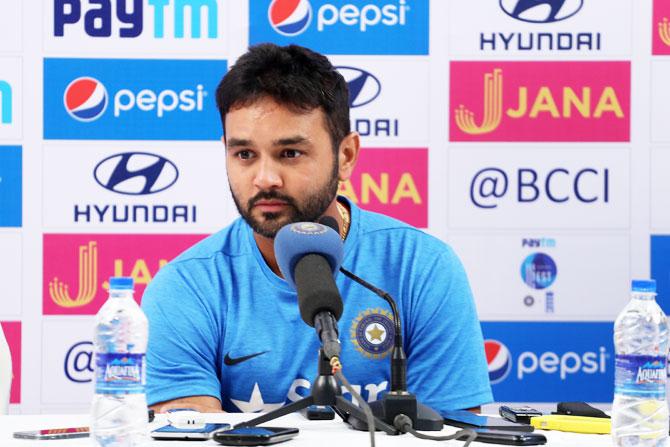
[274, 222, 344, 290]
[318, 216, 340, 235]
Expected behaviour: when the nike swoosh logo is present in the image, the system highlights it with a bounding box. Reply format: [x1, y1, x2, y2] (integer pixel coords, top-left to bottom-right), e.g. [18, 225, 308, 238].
[224, 351, 268, 366]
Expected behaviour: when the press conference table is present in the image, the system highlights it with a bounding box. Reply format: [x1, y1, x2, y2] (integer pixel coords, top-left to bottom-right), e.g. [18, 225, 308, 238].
[0, 412, 612, 446]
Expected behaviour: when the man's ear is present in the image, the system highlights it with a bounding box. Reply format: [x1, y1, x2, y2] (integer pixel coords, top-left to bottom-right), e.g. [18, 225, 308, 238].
[337, 132, 360, 181]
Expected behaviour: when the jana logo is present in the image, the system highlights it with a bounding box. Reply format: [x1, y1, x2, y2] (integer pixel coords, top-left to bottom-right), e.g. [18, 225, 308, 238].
[499, 0, 584, 23]
[93, 152, 179, 195]
[269, 0, 312, 36]
[521, 252, 557, 290]
[49, 241, 98, 308]
[660, 17, 670, 47]
[336, 67, 381, 108]
[485, 339, 512, 384]
[64, 77, 108, 122]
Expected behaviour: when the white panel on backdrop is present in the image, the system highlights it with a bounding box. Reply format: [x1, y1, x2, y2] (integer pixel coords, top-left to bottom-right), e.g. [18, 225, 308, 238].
[41, 318, 95, 405]
[0, 1, 21, 52]
[651, 60, 670, 143]
[0, 58, 22, 140]
[448, 147, 630, 229]
[329, 57, 430, 145]
[0, 234, 22, 317]
[449, 232, 630, 320]
[42, 143, 230, 230]
[449, 0, 632, 57]
[651, 147, 670, 229]
[44, 0, 228, 56]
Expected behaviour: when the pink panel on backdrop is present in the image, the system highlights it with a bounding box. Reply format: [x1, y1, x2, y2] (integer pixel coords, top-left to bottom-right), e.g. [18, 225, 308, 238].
[449, 61, 630, 142]
[43, 234, 207, 315]
[339, 148, 428, 228]
[653, 0, 670, 55]
[1, 321, 21, 404]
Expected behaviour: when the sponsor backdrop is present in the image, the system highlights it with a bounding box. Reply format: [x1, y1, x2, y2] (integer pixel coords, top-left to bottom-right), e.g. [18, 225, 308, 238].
[0, 0, 667, 413]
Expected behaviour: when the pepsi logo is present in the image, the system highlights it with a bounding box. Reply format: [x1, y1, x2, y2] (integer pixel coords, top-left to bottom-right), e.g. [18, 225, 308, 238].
[485, 339, 512, 384]
[336, 66, 382, 108]
[499, 0, 584, 23]
[268, 0, 312, 36]
[93, 152, 179, 195]
[63, 77, 108, 122]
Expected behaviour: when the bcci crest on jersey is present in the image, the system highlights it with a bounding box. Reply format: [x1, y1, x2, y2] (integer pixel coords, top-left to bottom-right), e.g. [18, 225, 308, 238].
[350, 308, 394, 359]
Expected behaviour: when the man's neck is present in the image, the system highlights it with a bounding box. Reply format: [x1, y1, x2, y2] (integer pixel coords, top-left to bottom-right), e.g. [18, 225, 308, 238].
[254, 199, 347, 277]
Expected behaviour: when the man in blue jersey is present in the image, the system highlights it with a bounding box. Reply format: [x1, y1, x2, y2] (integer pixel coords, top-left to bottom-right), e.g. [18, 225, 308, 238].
[142, 43, 492, 414]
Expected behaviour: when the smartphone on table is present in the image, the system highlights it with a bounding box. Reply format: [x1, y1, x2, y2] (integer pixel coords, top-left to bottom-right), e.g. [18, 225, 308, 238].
[442, 409, 534, 432]
[13, 427, 90, 440]
[150, 423, 231, 440]
[213, 427, 299, 446]
[462, 429, 547, 446]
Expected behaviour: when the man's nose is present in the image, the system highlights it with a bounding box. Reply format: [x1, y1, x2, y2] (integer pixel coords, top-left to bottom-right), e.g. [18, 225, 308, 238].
[253, 158, 283, 190]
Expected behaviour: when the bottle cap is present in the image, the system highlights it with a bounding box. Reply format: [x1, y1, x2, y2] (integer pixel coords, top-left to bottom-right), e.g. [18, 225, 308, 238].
[109, 276, 134, 290]
[631, 279, 656, 293]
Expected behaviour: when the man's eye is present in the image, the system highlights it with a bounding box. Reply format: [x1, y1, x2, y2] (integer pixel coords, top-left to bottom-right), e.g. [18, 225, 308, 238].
[282, 149, 301, 158]
[236, 150, 253, 160]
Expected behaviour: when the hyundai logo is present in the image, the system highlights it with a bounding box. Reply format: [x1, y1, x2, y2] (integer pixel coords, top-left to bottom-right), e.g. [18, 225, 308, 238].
[499, 0, 584, 23]
[335, 66, 382, 108]
[93, 152, 179, 195]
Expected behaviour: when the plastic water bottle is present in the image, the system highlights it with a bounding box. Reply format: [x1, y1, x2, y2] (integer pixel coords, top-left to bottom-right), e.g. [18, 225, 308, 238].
[612, 279, 669, 447]
[91, 277, 149, 447]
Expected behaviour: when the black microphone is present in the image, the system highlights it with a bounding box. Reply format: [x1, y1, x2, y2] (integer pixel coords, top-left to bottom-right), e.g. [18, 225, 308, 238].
[318, 215, 443, 432]
[274, 222, 344, 360]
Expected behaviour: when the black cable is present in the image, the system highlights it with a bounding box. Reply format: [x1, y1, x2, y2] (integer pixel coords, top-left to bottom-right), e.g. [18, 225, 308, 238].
[393, 414, 477, 446]
[334, 370, 376, 447]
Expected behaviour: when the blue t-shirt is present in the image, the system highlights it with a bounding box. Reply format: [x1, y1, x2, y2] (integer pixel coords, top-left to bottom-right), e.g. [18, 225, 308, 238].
[141, 199, 493, 412]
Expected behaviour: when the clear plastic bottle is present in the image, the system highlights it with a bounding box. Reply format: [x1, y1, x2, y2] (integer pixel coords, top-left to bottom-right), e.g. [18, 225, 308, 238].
[612, 279, 669, 447]
[91, 277, 149, 447]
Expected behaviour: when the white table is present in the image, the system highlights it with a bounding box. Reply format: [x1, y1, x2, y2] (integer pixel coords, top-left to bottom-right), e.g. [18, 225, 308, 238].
[0, 412, 613, 446]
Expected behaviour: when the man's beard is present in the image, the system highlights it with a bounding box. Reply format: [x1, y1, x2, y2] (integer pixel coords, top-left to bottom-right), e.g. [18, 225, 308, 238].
[230, 162, 340, 238]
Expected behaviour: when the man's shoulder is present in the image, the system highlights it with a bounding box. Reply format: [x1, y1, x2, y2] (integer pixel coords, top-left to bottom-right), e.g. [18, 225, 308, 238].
[355, 206, 449, 254]
[171, 218, 251, 266]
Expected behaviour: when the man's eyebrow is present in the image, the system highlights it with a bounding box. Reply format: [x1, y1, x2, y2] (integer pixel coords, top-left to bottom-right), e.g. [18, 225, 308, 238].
[226, 138, 251, 148]
[274, 136, 309, 146]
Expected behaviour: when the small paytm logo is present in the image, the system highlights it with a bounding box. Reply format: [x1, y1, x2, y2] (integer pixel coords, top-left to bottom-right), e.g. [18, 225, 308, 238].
[43, 234, 207, 315]
[653, 0, 670, 55]
[450, 62, 630, 142]
[485, 339, 512, 384]
[338, 148, 427, 228]
[269, 0, 312, 36]
[64, 77, 108, 122]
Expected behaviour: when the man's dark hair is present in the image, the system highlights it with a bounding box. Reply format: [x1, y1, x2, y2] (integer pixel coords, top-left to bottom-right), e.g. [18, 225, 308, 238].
[215, 43, 350, 150]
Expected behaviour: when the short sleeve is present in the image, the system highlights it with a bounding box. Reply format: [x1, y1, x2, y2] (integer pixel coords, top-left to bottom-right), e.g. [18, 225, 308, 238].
[404, 245, 493, 411]
[141, 263, 223, 406]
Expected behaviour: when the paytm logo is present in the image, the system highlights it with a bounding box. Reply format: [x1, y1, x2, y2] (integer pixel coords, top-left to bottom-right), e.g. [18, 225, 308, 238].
[0, 80, 12, 124]
[251, 0, 428, 55]
[54, 0, 219, 39]
[482, 322, 613, 402]
[44, 58, 225, 140]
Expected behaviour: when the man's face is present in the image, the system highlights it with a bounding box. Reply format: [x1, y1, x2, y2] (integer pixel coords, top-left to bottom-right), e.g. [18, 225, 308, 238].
[224, 97, 339, 238]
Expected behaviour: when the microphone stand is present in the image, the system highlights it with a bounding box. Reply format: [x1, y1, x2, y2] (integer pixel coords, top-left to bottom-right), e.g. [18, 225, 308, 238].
[234, 348, 397, 435]
[339, 267, 444, 431]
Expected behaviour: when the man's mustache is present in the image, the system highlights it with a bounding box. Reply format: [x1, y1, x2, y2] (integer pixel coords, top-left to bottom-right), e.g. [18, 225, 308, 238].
[247, 191, 298, 210]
